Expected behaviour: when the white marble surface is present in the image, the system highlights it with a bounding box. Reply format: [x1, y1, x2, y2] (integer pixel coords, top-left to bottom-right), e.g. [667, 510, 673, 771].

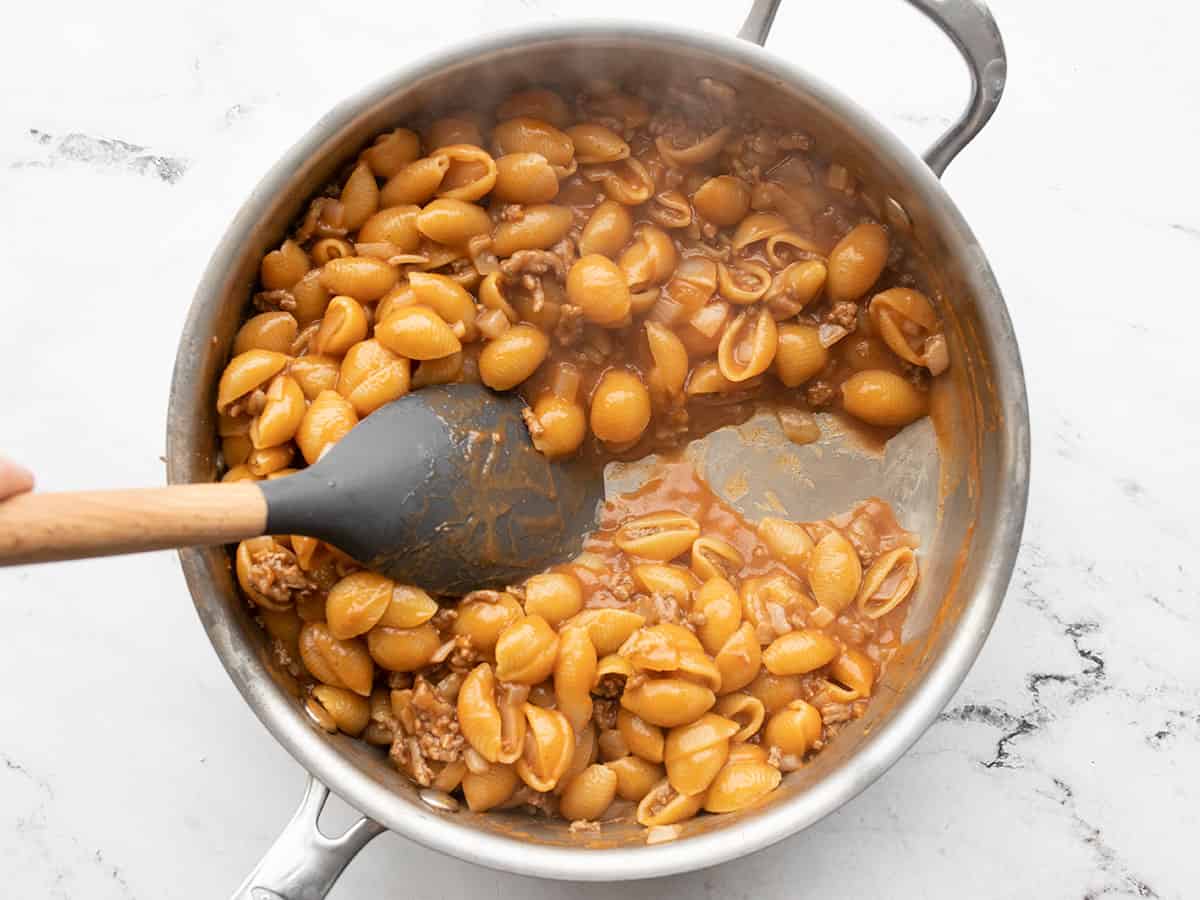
[2, 0, 1198, 896]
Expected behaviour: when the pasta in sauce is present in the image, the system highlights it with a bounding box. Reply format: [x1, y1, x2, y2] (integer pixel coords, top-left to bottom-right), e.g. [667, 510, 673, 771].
[217, 77, 945, 838]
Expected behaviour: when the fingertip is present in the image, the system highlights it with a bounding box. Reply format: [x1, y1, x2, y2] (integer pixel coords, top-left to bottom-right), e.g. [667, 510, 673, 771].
[0, 457, 34, 496]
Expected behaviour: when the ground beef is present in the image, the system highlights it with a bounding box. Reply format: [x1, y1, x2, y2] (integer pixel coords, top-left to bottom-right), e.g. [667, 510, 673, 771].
[592, 675, 624, 700]
[408, 678, 464, 763]
[727, 133, 774, 181]
[496, 251, 569, 321]
[904, 363, 931, 390]
[824, 300, 859, 330]
[389, 735, 435, 787]
[500, 249, 565, 281]
[550, 237, 578, 272]
[389, 678, 463, 785]
[499, 204, 525, 222]
[520, 274, 547, 310]
[450, 639, 480, 671]
[244, 542, 319, 612]
[429, 634, 478, 672]
[818, 702, 852, 725]
[554, 304, 585, 346]
[641, 783, 674, 818]
[805, 379, 835, 408]
[429, 607, 457, 632]
[637, 591, 687, 627]
[609, 573, 636, 604]
[726, 122, 814, 184]
[591, 698, 619, 730]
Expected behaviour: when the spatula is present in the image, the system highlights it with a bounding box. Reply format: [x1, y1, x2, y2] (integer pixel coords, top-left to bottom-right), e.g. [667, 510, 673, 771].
[0, 383, 605, 595]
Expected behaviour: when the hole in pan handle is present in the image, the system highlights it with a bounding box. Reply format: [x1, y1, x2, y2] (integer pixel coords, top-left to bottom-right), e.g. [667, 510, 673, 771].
[738, 0, 1007, 177]
[229, 775, 385, 900]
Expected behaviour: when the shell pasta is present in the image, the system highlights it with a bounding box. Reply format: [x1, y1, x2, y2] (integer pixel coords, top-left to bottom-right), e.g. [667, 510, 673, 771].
[217, 76, 941, 839]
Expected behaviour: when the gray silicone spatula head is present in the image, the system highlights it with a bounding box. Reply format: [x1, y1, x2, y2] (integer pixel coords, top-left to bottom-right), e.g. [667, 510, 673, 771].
[258, 383, 605, 595]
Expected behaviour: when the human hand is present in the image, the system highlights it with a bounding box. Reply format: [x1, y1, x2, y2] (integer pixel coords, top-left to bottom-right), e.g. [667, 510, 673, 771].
[0, 458, 34, 501]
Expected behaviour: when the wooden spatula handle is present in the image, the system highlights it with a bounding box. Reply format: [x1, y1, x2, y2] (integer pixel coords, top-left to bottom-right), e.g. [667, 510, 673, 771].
[0, 483, 268, 566]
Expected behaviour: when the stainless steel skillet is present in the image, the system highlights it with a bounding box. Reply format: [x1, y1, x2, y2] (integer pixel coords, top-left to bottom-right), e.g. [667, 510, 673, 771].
[166, 1, 1027, 894]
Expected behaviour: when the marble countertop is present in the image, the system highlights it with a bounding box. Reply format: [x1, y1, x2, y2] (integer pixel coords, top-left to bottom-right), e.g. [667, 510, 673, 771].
[2, 0, 1196, 896]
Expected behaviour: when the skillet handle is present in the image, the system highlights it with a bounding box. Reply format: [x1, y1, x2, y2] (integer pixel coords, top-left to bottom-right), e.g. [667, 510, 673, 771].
[738, 0, 1007, 176]
[231, 776, 384, 900]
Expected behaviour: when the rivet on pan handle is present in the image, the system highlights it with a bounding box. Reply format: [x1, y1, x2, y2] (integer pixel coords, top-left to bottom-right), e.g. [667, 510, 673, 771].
[230, 776, 384, 900]
[738, 0, 1008, 177]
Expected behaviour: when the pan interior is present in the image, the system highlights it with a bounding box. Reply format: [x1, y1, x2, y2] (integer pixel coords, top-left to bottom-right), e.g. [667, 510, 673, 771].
[169, 29, 1014, 866]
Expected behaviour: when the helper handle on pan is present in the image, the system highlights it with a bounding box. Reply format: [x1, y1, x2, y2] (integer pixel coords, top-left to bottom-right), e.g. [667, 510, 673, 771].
[231, 776, 385, 900]
[738, 0, 1007, 177]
